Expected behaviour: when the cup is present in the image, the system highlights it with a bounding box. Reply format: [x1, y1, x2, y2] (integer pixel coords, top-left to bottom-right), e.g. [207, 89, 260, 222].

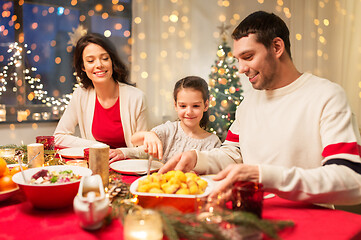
[89, 143, 109, 188]
[0, 104, 6, 122]
[124, 209, 163, 240]
[231, 181, 264, 218]
[27, 143, 44, 168]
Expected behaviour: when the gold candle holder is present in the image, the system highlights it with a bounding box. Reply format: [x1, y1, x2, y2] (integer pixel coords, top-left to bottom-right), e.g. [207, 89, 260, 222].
[124, 209, 163, 240]
[89, 143, 109, 188]
[27, 143, 44, 168]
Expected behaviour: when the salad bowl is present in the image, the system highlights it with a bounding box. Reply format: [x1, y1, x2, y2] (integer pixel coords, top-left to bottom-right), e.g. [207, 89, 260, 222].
[12, 165, 92, 209]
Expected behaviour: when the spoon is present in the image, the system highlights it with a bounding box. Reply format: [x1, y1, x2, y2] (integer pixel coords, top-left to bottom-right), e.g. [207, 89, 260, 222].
[15, 150, 27, 183]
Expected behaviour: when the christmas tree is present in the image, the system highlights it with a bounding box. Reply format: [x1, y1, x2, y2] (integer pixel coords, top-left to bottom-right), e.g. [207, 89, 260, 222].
[207, 33, 243, 141]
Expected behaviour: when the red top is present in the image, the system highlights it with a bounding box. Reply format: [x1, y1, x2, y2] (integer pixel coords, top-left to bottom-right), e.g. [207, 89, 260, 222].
[92, 96, 126, 148]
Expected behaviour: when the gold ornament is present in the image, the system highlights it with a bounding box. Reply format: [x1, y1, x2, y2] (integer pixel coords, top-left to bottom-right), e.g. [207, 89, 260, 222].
[217, 49, 225, 58]
[218, 68, 225, 75]
[209, 79, 215, 87]
[221, 100, 228, 108]
[229, 86, 236, 94]
[210, 100, 216, 107]
[209, 115, 216, 122]
[227, 52, 233, 57]
[211, 66, 218, 73]
[218, 78, 227, 85]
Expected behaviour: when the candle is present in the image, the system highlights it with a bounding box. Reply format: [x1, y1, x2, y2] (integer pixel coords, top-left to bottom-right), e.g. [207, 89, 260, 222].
[89, 143, 109, 188]
[124, 209, 163, 240]
[27, 143, 44, 168]
[0, 104, 6, 122]
[66, 160, 88, 168]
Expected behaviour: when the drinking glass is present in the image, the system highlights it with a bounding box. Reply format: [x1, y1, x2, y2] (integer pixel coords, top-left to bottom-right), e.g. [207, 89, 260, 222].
[232, 181, 264, 218]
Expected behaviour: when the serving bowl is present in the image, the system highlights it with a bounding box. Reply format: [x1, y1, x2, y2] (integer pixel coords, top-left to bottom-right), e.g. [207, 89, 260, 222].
[12, 165, 92, 209]
[0, 187, 19, 202]
[130, 175, 214, 213]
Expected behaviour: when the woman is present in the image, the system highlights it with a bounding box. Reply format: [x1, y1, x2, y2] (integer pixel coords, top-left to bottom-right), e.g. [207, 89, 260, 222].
[54, 33, 147, 161]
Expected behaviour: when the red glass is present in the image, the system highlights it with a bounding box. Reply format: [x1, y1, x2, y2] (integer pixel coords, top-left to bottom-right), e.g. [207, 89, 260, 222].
[83, 148, 89, 162]
[232, 181, 264, 218]
[36, 136, 55, 150]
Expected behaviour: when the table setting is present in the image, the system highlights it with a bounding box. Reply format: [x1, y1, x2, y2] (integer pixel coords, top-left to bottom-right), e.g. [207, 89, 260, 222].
[1, 138, 361, 240]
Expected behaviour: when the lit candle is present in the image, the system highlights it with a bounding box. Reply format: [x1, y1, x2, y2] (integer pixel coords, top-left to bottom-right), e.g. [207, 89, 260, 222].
[66, 160, 88, 168]
[124, 209, 163, 240]
[27, 143, 44, 168]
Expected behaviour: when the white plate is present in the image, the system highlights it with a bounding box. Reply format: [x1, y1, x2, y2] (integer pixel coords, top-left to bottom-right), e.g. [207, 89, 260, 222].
[130, 175, 213, 198]
[58, 147, 86, 159]
[109, 159, 164, 175]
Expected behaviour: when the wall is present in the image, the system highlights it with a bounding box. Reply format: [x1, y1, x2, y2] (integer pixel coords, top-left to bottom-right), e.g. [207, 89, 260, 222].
[0, 122, 58, 145]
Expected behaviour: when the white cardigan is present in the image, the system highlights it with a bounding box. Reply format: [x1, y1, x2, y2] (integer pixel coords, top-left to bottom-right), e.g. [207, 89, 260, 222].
[54, 83, 148, 148]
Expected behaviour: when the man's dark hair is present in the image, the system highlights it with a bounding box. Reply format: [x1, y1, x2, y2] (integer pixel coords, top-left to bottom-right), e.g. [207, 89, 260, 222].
[232, 11, 292, 59]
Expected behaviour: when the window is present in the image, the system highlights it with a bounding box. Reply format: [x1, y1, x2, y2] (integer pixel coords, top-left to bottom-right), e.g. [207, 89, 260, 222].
[0, 0, 132, 123]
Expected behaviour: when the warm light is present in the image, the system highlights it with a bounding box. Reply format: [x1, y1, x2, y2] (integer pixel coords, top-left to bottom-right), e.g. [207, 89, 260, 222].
[181, 16, 188, 23]
[138, 33, 145, 40]
[49, 7, 54, 13]
[140, 52, 147, 59]
[314, 19, 320, 26]
[117, 5, 124, 11]
[162, 15, 169, 22]
[323, 19, 330, 26]
[59, 76, 66, 83]
[102, 13, 109, 19]
[95, 4, 103, 12]
[319, 36, 326, 44]
[169, 14, 178, 22]
[222, 0, 230, 7]
[219, 14, 226, 22]
[160, 51, 167, 58]
[295, 33, 302, 40]
[88, 10, 94, 16]
[50, 40, 56, 47]
[134, 17, 142, 24]
[15, 23, 20, 30]
[55, 57, 61, 64]
[317, 49, 323, 56]
[141, 72, 148, 79]
[124, 30, 130, 37]
[115, 23, 122, 30]
[79, 15, 86, 21]
[104, 30, 111, 37]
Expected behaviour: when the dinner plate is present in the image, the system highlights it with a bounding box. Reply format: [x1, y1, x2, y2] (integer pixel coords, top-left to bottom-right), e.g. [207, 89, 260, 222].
[109, 159, 164, 175]
[58, 147, 85, 159]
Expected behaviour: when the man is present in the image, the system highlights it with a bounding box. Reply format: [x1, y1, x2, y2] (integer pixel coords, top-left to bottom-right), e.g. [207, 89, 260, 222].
[159, 11, 361, 205]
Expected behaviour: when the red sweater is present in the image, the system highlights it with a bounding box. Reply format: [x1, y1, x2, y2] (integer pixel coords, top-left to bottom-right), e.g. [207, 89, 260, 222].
[92, 97, 126, 148]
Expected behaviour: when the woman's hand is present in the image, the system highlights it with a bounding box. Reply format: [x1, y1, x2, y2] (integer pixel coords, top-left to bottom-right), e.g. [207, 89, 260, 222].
[143, 132, 163, 160]
[109, 149, 125, 163]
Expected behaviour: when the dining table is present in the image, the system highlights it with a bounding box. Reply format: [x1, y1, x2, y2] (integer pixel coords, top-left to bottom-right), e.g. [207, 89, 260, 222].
[1, 172, 361, 240]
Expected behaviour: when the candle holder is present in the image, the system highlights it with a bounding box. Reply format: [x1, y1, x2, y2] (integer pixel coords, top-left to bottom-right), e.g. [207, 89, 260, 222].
[27, 143, 44, 168]
[0, 148, 15, 163]
[124, 209, 163, 240]
[36, 136, 55, 166]
[231, 181, 264, 218]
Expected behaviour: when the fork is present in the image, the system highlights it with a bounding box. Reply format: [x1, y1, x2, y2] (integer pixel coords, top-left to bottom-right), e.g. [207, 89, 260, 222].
[147, 155, 153, 176]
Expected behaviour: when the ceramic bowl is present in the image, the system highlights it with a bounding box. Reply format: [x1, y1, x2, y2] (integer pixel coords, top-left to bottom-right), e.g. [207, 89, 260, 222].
[12, 165, 92, 209]
[130, 175, 214, 213]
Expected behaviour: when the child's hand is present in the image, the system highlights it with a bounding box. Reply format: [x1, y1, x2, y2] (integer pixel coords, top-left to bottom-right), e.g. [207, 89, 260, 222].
[143, 132, 163, 160]
[109, 149, 125, 163]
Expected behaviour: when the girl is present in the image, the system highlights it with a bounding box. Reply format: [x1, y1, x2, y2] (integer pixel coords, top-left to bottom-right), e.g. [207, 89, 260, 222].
[112, 76, 221, 163]
[54, 33, 147, 161]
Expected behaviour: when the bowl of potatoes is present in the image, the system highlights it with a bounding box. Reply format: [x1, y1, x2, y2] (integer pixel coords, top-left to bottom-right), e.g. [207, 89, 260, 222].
[130, 170, 214, 213]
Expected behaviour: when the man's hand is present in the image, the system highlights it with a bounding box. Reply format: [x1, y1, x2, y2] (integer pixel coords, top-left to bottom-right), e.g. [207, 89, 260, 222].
[143, 132, 163, 160]
[209, 164, 260, 199]
[158, 150, 197, 174]
[109, 149, 125, 163]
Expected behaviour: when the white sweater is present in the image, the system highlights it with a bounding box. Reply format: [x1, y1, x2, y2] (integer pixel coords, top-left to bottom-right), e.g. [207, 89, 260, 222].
[195, 73, 361, 205]
[54, 83, 148, 148]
